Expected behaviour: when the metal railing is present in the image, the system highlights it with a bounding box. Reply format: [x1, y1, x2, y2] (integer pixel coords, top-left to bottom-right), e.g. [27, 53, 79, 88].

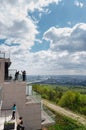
[26, 91, 41, 103]
[0, 109, 14, 130]
[0, 51, 10, 59]
[41, 104, 55, 126]
[0, 108, 20, 130]
[32, 91, 41, 103]
[42, 105, 55, 120]
[0, 86, 2, 109]
[26, 85, 41, 103]
[8, 69, 25, 81]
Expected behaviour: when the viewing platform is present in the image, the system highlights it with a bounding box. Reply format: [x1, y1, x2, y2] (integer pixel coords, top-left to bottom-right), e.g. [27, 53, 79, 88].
[0, 51, 55, 130]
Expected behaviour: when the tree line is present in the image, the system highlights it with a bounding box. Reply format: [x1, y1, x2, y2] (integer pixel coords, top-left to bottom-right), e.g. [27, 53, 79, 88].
[33, 84, 86, 115]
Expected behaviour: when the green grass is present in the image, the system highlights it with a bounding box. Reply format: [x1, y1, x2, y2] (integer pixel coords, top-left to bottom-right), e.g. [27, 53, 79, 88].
[47, 111, 86, 130]
[33, 84, 86, 129]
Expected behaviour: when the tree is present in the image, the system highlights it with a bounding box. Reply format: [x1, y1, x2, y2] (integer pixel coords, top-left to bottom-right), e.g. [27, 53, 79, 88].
[58, 91, 80, 110]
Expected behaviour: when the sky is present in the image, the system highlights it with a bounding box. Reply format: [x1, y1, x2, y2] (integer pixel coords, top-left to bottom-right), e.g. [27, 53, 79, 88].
[0, 0, 86, 75]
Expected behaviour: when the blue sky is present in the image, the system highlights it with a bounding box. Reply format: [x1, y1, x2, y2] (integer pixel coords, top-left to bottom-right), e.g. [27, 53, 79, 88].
[0, 0, 86, 75]
[30, 0, 86, 52]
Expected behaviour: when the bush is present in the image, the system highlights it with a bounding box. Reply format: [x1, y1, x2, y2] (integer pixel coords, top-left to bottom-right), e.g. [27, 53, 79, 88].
[79, 107, 86, 115]
[4, 122, 15, 130]
[42, 94, 48, 99]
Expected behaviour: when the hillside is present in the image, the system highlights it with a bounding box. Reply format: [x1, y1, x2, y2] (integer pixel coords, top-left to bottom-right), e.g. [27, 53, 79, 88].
[27, 75, 86, 86]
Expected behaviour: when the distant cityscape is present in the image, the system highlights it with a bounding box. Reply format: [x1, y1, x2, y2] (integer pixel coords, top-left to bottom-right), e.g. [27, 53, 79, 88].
[27, 75, 86, 86]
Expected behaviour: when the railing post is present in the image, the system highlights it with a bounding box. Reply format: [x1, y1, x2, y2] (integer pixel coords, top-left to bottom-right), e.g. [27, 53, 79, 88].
[5, 110, 6, 122]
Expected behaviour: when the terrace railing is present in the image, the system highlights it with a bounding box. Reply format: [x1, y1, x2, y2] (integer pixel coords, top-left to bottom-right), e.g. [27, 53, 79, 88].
[0, 51, 10, 59]
[8, 69, 23, 81]
[0, 108, 20, 130]
[41, 104, 55, 126]
[26, 85, 41, 103]
[42, 105, 55, 120]
[0, 86, 2, 109]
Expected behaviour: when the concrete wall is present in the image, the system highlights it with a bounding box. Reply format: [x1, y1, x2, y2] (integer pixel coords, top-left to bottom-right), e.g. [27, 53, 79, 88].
[0, 59, 5, 83]
[0, 58, 11, 83]
[19, 103, 41, 130]
[2, 81, 41, 130]
[2, 81, 26, 109]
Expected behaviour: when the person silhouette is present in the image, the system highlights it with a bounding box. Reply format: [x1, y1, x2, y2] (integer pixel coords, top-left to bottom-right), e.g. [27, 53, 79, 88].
[22, 70, 26, 81]
[12, 104, 16, 119]
[15, 71, 19, 80]
[17, 117, 24, 130]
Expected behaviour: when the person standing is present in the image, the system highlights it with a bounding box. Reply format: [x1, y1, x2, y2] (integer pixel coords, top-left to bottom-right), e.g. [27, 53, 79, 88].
[14, 71, 17, 80]
[15, 71, 19, 80]
[12, 104, 16, 119]
[22, 70, 26, 81]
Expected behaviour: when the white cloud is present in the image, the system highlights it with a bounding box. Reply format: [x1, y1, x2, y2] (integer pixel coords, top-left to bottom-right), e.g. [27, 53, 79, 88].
[0, 0, 62, 75]
[67, 21, 72, 26]
[27, 0, 62, 12]
[42, 23, 86, 75]
[43, 23, 86, 52]
[0, 3, 38, 50]
[0, 0, 61, 48]
[0, 0, 86, 75]
[74, 0, 84, 8]
[1, 22, 86, 75]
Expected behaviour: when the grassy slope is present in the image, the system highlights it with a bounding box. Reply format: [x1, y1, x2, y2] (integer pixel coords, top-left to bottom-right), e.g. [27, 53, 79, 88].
[33, 84, 86, 129]
[47, 111, 86, 130]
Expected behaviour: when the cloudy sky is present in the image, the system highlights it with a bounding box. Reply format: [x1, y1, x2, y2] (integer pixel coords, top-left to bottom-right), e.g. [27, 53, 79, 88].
[0, 0, 86, 75]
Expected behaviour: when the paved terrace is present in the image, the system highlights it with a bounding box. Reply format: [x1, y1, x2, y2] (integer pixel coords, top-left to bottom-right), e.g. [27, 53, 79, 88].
[0, 105, 55, 128]
[0, 108, 55, 130]
[0, 109, 16, 130]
